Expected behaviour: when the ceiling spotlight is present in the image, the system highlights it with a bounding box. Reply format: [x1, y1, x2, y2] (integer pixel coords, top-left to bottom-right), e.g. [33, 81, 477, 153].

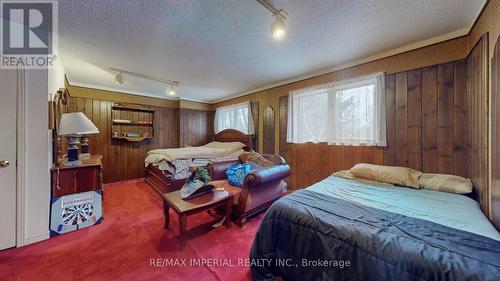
[115, 72, 123, 84]
[168, 85, 176, 96]
[256, 0, 288, 42]
[271, 15, 286, 41]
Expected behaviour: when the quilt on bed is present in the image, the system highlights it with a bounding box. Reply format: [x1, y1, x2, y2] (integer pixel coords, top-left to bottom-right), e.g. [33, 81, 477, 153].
[144, 142, 244, 179]
[250, 176, 500, 281]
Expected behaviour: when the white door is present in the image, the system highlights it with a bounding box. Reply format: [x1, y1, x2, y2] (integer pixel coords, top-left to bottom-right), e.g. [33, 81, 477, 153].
[0, 69, 18, 250]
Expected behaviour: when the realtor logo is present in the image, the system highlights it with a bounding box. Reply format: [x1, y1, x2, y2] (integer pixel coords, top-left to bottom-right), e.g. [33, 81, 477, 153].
[1, 0, 58, 68]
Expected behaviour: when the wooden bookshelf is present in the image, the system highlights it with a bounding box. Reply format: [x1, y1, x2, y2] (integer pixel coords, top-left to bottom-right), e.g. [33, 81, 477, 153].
[112, 121, 154, 126]
[111, 105, 154, 113]
[111, 103, 155, 142]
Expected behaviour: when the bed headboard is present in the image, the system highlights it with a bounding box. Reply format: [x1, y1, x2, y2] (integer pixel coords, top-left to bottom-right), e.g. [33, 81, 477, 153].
[214, 129, 253, 151]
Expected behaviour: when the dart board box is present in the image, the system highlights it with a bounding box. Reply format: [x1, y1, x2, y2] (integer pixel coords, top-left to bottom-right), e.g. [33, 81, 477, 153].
[50, 190, 102, 236]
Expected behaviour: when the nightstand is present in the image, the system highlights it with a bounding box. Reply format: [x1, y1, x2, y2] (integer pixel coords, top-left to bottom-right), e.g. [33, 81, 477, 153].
[50, 154, 103, 197]
[49, 154, 104, 236]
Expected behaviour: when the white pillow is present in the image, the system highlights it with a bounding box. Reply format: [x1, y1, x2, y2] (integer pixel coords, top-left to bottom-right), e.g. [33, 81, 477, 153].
[332, 170, 395, 187]
[418, 173, 473, 194]
[350, 163, 422, 188]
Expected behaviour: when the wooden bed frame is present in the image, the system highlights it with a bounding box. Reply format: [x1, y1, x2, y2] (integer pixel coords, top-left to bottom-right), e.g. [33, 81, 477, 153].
[145, 129, 253, 195]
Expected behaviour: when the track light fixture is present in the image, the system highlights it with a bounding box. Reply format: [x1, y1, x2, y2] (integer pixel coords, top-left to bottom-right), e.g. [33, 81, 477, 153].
[109, 67, 180, 96]
[271, 14, 286, 41]
[256, 0, 288, 41]
[168, 85, 176, 96]
[115, 72, 123, 84]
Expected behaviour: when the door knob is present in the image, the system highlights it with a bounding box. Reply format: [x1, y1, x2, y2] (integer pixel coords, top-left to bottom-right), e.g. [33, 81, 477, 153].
[0, 160, 9, 168]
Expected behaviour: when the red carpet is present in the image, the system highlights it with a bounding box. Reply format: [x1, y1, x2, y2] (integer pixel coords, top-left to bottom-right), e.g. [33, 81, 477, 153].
[0, 179, 263, 281]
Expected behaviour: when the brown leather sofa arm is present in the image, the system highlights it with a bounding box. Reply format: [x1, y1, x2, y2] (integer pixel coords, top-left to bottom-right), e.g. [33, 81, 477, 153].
[244, 164, 291, 186]
[208, 159, 241, 181]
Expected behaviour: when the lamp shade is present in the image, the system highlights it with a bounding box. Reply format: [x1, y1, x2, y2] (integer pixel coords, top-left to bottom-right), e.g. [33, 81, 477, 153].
[58, 112, 99, 136]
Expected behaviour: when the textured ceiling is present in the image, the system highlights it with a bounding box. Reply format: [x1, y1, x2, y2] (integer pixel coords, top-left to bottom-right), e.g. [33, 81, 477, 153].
[59, 0, 485, 103]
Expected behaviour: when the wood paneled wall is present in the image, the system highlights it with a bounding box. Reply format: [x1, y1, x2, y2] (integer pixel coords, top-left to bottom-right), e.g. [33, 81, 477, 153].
[263, 106, 275, 154]
[179, 109, 214, 147]
[279, 96, 288, 157]
[492, 34, 500, 229]
[466, 34, 490, 214]
[69, 97, 178, 183]
[279, 60, 468, 190]
[250, 101, 259, 151]
[214, 35, 471, 154]
[68, 97, 214, 183]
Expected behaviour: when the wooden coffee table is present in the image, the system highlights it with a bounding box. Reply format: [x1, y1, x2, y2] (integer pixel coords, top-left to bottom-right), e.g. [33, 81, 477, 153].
[162, 189, 233, 251]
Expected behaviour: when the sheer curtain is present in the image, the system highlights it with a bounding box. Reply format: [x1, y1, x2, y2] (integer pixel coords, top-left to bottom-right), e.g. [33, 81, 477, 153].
[287, 86, 331, 143]
[287, 72, 386, 146]
[214, 102, 255, 135]
[328, 72, 386, 146]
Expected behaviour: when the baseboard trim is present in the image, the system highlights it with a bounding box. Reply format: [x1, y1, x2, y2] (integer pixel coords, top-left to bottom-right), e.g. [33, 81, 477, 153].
[22, 232, 50, 246]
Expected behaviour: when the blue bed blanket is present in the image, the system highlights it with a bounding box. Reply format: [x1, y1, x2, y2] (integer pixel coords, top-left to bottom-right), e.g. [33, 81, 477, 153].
[250, 178, 500, 281]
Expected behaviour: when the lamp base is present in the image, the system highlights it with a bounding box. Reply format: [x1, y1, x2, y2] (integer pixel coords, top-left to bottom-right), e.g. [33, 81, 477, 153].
[81, 136, 89, 154]
[67, 137, 80, 162]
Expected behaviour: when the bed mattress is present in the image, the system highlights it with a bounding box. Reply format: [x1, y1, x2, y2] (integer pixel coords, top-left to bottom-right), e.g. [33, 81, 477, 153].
[250, 176, 500, 281]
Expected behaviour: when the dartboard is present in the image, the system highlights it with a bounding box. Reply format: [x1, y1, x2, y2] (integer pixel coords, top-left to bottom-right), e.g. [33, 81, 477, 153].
[61, 203, 94, 225]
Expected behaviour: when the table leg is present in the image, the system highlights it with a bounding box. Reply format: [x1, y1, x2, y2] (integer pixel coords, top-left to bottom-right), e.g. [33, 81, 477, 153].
[179, 214, 187, 251]
[163, 201, 170, 229]
[225, 200, 232, 228]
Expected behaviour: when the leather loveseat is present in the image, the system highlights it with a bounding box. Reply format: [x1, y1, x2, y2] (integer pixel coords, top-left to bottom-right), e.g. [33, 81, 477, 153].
[207, 155, 291, 228]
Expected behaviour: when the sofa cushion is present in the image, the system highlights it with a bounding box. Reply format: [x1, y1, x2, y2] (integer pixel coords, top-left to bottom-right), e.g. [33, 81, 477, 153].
[240, 151, 275, 167]
[210, 180, 241, 205]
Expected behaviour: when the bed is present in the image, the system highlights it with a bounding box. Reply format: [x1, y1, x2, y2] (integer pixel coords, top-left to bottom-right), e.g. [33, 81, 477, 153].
[250, 174, 500, 281]
[145, 129, 253, 194]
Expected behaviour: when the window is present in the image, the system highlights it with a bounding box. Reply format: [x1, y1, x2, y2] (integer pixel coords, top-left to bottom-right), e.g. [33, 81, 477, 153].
[287, 72, 386, 146]
[287, 89, 329, 143]
[214, 102, 255, 135]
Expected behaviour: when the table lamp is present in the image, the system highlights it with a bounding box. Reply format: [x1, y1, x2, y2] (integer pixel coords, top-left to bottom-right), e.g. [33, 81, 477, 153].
[58, 112, 99, 166]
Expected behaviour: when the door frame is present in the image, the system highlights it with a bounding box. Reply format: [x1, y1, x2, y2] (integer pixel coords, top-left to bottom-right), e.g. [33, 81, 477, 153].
[16, 68, 27, 247]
